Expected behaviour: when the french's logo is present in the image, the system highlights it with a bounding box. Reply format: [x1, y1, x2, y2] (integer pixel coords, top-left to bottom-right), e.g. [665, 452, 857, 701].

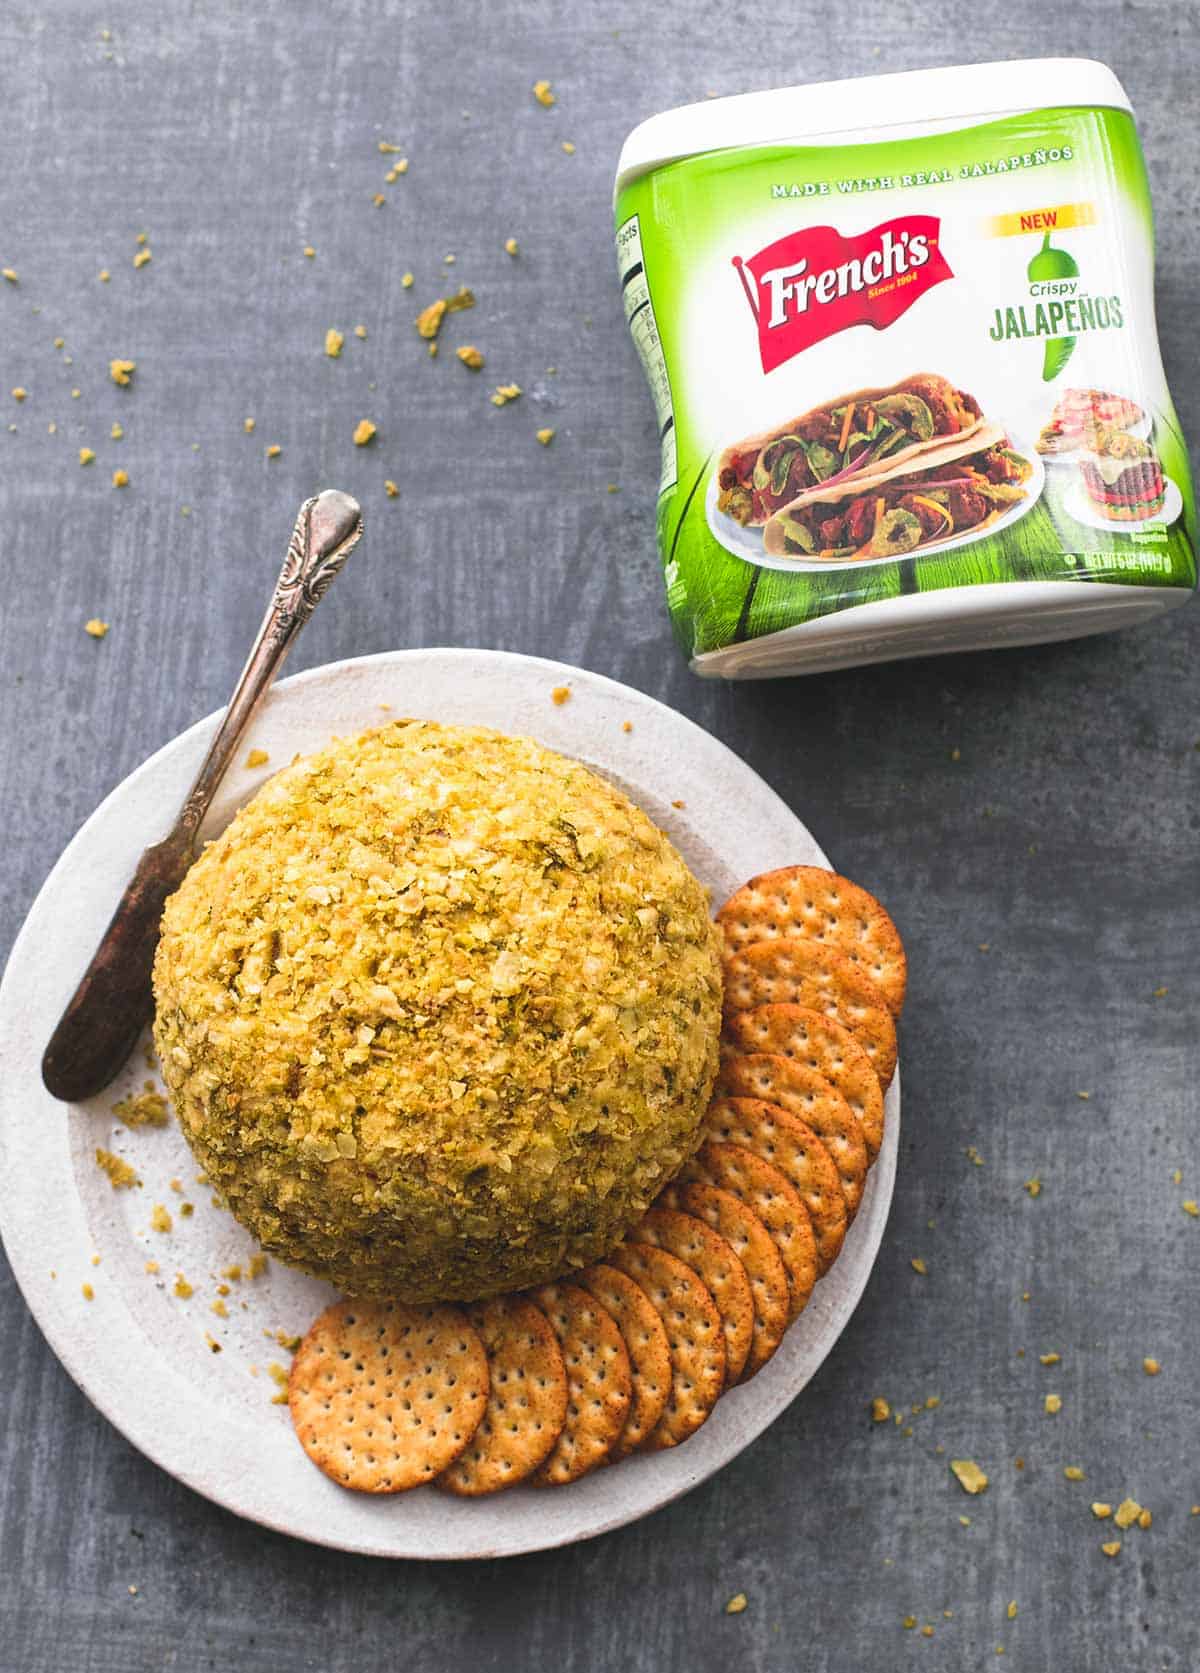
[733, 216, 954, 373]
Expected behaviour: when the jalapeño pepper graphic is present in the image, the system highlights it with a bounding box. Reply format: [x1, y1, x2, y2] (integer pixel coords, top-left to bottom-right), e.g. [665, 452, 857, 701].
[1028, 232, 1079, 381]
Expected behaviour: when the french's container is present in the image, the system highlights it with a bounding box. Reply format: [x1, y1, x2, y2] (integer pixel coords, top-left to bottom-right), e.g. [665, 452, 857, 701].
[614, 59, 1196, 677]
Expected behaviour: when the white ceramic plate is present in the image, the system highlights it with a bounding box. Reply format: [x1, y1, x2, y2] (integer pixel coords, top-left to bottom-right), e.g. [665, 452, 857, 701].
[705, 436, 1045, 573]
[1062, 474, 1182, 534]
[0, 648, 898, 1559]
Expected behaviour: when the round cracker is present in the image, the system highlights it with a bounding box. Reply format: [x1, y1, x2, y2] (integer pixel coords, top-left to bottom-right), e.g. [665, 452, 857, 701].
[706, 1094, 847, 1272]
[661, 1179, 790, 1381]
[717, 866, 907, 1014]
[715, 1055, 868, 1219]
[631, 1206, 754, 1387]
[684, 1141, 818, 1322]
[722, 937, 898, 1088]
[437, 1295, 568, 1496]
[607, 1242, 726, 1450]
[579, 1262, 672, 1457]
[723, 1003, 885, 1161]
[527, 1282, 632, 1485]
[288, 1299, 489, 1494]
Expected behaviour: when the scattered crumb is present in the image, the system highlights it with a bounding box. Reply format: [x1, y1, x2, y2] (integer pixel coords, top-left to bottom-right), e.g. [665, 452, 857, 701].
[1091, 1502, 1112, 1519]
[179, 1202, 194, 1218]
[491, 383, 522, 406]
[354, 325, 367, 339]
[82, 1283, 95, 1301]
[211, 1298, 229, 1320]
[98, 269, 110, 283]
[1100, 1541, 1121, 1558]
[79, 447, 95, 465]
[109, 358, 135, 387]
[1077, 1090, 1090, 1101]
[111, 421, 123, 440]
[724, 1594, 747, 1616]
[965, 1145, 985, 1165]
[1006, 1602, 1017, 1620]
[1039, 1352, 1061, 1366]
[373, 193, 386, 207]
[1, 268, 17, 283]
[959, 1515, 970, 1527]
[71, 388, 81, 398]
[1044, 1394, 1062, 1415]
[1153, 986, 1169, 998]
[1114, 1499, 1143, 1530]
[112, 468, 128, 488]
[402, 271, 414, 288]
[1183, 1201, 1199, 1217]
[95, 1144, 139, 1188]
[113, 1088, 167, 1128]
[1171, 1168, 1183, 1185]
[1064, 1466, 1085, 1481]
[671, 799, 686, 810]
[12, 387, 26, 402]
[245, 748, 269, 768]
[133, 249, 152, 269]
[324, 328, 344, 358]
[902, 1617, 916, 1630]
[921, 1626, 933, 1639]
[149, 1203, 172, 1234]
[384, 479, 399, 498]
[536, 427, 555, 446]
[1138, 1508, 1152, 1530]
[303, 246, 315, 259]
[456, 345, 484, 371]
[378, 140, 401, 154]
[551, 685, 571, 706]
[561, 141, 576, 155]
[416, 299, 446, 339]
[352, 419, 377, 447]
[205, 1334, 222, 1354]
[84, 618, 109, 639]
[144, 1261, 159, 1275]
[243, 417, 255, 433]
[871, 1397, 891, 1422]
[622, 721, 633, 733]
[532, 80, 555, 107]
[910, 1257, 927, 1275]
[1024, 1176, 1042, 1198]
[247, 1253, 269, 1279]
[446, 286, 475, 314]
[505, 238, 519, 256]
[173, 1273, 193, 1299]
[950, 1459, 989, 1495]
[1143, 1357, 1161, 1376]
[266, 444, 281, 459]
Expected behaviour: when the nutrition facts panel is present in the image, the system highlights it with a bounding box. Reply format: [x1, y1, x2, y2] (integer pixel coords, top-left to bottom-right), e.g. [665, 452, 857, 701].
[617, 214, 677, 495]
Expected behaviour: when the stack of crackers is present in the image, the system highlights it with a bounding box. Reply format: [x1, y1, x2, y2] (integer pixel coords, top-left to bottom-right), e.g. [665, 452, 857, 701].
[288, 865, 905, 1497]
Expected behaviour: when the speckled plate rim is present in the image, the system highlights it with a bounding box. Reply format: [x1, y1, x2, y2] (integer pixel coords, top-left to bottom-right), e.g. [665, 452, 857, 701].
[0, 647, 898, 1560]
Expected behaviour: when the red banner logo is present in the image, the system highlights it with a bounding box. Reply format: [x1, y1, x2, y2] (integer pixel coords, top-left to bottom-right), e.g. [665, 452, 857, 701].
[733, 216, 953, 374]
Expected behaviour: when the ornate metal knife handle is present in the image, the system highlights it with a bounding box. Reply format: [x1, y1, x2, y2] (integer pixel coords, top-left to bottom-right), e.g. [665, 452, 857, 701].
[41, 489, 363, 1103]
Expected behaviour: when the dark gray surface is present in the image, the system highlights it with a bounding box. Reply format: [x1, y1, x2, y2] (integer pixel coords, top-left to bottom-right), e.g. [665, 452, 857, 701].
[2, 3, 1198, 1669]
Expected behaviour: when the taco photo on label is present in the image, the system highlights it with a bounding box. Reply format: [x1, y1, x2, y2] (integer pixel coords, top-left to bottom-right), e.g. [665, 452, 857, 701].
[715, 373, 984, 529]
[760, 423, 1035, 562]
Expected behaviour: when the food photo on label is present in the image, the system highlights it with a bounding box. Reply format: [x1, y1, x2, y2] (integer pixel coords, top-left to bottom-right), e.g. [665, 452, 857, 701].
[1, 17, 1198, 1673]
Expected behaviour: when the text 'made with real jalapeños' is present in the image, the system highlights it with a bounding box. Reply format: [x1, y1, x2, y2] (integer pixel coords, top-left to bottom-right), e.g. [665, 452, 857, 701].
[615, 59, 1196, 678]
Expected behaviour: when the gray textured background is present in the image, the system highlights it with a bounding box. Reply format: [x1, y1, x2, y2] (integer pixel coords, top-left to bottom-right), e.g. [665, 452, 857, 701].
[2, 4, 1198, 1670]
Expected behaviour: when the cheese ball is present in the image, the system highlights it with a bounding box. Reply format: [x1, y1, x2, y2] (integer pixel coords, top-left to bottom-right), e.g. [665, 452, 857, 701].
[152, 722, 722, 1300]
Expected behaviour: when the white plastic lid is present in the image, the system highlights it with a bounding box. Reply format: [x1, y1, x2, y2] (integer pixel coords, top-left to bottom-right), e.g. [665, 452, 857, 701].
[615, 58, 1132, 199]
